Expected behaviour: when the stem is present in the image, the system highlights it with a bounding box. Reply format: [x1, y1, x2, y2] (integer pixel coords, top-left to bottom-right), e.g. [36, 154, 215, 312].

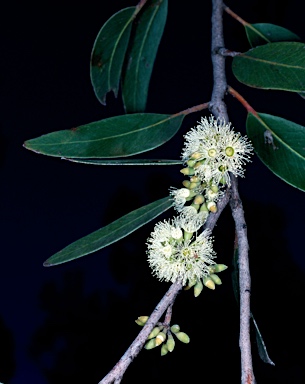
[227, 86, 258, 117]
[210, 1, 256, 383]
[223, 4, 249, 27]
[98, 282, 183, 384]
[173, 102, 210, 118]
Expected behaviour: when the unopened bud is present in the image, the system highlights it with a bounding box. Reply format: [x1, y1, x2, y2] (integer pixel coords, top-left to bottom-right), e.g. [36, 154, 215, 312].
[199, 203, 208, 212]
[210, 184, 219, 193]
[155, 332, 167, 346]
[166, 333, 175, 352]
[175, 332, 190, 344]
[190, 203, 200, 211]
[190, 152, 202, 160]
[207, 201, 217, 213]
[213, 264, 228, 273]
[203, 276, 215, 290]
[180, 167, 195, 176]
[161, 343, 169, 356]
[183, 231, 193, 242]
[193, 194, 205, 205]
[190, 175, 200, 183]
[210, 273, 222, 285]
[171, 324, 180, 333]
[187, 159, 197, 167]
[148, 326, 161, 339]
[194, 280, 204, 297]
[135, 319, 145, 326]
[144, 338, 157, 350]
[137, 316, 149, 324]
[189, 181, 201, 189]
[182, 180, 191, 188]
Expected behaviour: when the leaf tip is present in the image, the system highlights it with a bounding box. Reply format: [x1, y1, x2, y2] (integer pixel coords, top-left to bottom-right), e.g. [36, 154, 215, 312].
[43, 260, 52, 267]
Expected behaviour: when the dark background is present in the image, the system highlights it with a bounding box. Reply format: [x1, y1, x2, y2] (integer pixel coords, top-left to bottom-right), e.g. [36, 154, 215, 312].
[1, 1, 305, 383]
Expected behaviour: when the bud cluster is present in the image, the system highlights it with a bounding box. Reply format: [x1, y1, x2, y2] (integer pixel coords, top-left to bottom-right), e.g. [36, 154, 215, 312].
[135, 317, 190, 356]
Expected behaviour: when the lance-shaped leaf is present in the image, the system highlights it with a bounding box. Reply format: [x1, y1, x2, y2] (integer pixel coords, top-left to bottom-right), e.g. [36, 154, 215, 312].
[122, 0, 168, 113]
[43, 197, 173, 266]
[23, 113, 185, 158]
[90, 7, 135, 105]
[245, 23, 301, 48]
[232, 245, 274, 365]
[247, 113, 305, 191]
[232, 42, 305, 92]
[64, 158, 182, 165]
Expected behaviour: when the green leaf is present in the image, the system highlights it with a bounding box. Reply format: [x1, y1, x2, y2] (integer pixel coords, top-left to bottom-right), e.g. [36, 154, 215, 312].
[43, 197, 173, 266]
[251, 315, 275, 366]
[122, 0, 168, 113]
[23, 113, 185, 158]
[245, 23, 301, 48]
[232, 42, 305, 92]
[247, 113, 305, 191]
[64, 158, 182, 165]
[90, 7, 135, 105]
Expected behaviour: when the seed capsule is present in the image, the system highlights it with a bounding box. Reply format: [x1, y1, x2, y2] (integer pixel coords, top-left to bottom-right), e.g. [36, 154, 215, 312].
[175, 332, 190, 344]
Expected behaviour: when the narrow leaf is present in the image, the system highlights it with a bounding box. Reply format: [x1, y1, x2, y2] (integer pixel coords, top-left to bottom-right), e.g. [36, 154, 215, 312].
[90, 7, 135, 105]
[122, 0, 168, 112]
[251, 315, 275, 365]
[245, 23, 301, 48]
[247, 113, 305, 191]
[64, 158, 182, 165]
[23, 113, 185, 158]
[232, 42, 305, 92]
[43, 197, 173, 266]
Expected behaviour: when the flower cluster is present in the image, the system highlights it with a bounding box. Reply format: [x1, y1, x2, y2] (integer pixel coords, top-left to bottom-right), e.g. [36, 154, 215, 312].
[171, 115, 253, 216]
[147, 115, 253, 289]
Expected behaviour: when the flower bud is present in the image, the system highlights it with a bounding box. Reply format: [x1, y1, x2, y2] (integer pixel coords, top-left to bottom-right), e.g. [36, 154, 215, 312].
[210, 273, 222, 285]
[144, 338, 157, 350]
[155, 332, 167, 346]
[161, 343, 169, 356]
[189, 181, 201, 189]
[180, 167, 195, 176]
[166, 333, 175, 352]
[194, 279, 204, 297]
[175, 332, 190, 344]
[182, 180, 191, 188]
[207, 201, 217, 213]
[203, 276, 215, 290]
[193, 194, 205, 205]
[199, 203, 208, 212]
[136, 316, 149, 325]
[183, 231, 193, 242]
[135, 319, 145, 326]
[190, 203, 200, 211]
[171, 324, 180, 333]
[148, 326, 161, 339]
[210, 184, 219, 193]
[186, 159, 197, 167]
[190, 152, 201, 160]
[213, 264, 228, 273]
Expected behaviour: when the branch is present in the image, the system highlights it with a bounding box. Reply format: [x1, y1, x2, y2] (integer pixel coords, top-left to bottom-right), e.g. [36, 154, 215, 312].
[230, 177, 256, 384]
[210, 1, 256, 383]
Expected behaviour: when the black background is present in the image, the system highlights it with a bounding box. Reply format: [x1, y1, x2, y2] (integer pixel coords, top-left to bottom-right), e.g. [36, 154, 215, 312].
[1, 1, 305, 383]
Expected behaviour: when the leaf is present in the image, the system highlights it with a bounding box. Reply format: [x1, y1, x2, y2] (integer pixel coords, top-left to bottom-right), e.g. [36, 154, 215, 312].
[43, 197, 173, 266]
[232, 42, 305, 92]
[90, 7, 135, 105]
[245, 23, 301, 48]
[247, 113, 305, 191]
[251, 315, 275, 365]
[64, 158, 182, 165]
[23, 113, 185, 158]
[122, 0, 168, 113]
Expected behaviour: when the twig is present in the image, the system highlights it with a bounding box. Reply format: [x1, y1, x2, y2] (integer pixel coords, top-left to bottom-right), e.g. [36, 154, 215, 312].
[230, 177, 256, 384]
[210, 1, 255, 383]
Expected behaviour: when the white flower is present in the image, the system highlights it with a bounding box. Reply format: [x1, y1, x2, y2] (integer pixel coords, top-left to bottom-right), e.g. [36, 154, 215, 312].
[169, 187, 191, 211]
[147, 217, 216, 285]
[181, 115, 253, 186]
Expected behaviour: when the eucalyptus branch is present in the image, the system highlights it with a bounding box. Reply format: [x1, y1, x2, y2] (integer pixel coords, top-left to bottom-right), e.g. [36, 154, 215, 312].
[210, 1, 255, 383]
[98, 281, 183, 384]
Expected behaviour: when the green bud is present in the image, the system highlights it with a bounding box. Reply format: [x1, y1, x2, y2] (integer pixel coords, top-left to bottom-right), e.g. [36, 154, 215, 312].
[210, 273, 222, 285]
[137, 316, 149, 324]
[180, 167, 195, 176]
[213, 264, 228, 273]
[155, 331, 167, 346]
[199, 203, 208, 212]
[203, 276, 215, 290]
[210, 184, 219, 193]
[190, 175, 200, 183]
[194, 160, 204, 169]
[148, 326, 161, 339]
[190, 152, 202, 160]
[183, 231, 193, 242]
[189, 181, 201, 189]
[135, 319, 145, 326]
[187, 159, 197, 167]
[144, 338, 157, 350]
[166, 333, 175, 352]
[193, 194, 205, 205]
[175, 332, 190, 344]
[182, 180, 191, 188]
[207, 201, 217, 213]
[161, 343, 169, 356]
[171, 324, 180, 333]
[190, 203, 200, 211]
[194, 280, 204, 297]
[219, 176, 227, 185]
